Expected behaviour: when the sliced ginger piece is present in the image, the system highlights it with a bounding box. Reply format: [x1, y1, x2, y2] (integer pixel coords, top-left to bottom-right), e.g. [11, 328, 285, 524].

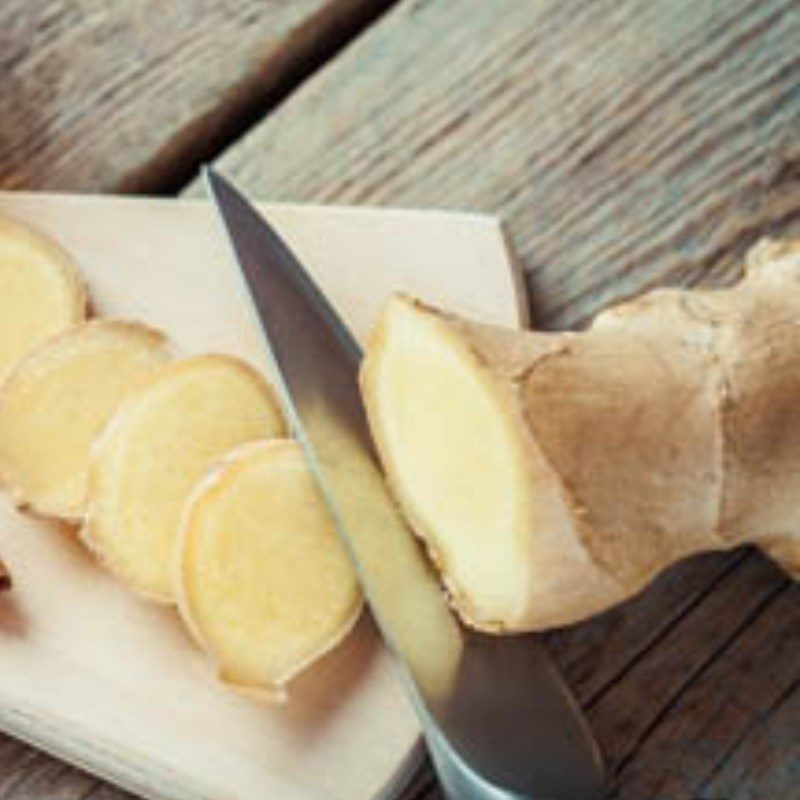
[0, 216, 86, 379]
[176, 440, 361, 700]
[82, 355, 286, 602]
[0, 321, 171, 520]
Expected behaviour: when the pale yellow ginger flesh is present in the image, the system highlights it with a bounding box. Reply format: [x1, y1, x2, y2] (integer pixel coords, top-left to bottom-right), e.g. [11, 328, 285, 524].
[176, 440, 361, 699]
[0, 216, 86, 379]
[82, 355, 286, 602]
[361, 239, 800, 632]
[0, 321, 171, 520]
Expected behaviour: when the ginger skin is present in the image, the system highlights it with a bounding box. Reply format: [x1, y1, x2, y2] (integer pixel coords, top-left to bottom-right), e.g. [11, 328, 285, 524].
[361, 239, 800, 632]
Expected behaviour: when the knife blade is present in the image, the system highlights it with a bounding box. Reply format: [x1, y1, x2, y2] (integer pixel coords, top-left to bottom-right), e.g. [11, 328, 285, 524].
[205, 167, 604, 800]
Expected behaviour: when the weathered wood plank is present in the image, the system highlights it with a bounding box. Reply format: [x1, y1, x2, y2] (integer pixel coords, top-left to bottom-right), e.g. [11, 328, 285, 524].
[0, 736, 95, 799]
[0, 0, 395, 193]
[200, 0, 800, 328]
[195, 1, 800, 796]
[0, 739, 132, 799]
[607, 580, 798, 799]
[589, 556, 793, 797]
[699, 677, 799, 800]
[546, 551, 748, 702]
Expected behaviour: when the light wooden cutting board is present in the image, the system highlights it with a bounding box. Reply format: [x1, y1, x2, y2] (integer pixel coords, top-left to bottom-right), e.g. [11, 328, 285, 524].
[0, 193, 527, 800]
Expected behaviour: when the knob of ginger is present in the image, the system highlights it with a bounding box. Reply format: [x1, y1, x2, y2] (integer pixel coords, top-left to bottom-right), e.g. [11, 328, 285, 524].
[361, 239, 800, 632]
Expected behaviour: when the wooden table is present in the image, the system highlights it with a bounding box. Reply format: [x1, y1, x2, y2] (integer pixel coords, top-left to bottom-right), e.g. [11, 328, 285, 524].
[1, 1, 798, 798]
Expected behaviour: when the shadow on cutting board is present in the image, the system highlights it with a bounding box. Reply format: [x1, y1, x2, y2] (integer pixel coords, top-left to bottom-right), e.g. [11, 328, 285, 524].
[279, 613, 382, 738]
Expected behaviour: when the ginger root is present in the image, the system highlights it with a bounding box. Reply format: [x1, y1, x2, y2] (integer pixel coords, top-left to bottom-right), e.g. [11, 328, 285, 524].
[361, 239, 800, 632]
[176, 440, 361, 700]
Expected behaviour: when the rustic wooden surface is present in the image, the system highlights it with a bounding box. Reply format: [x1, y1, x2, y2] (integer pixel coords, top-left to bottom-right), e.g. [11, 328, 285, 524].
[0, 0, 393, 193]
[1, 0, 799, 798]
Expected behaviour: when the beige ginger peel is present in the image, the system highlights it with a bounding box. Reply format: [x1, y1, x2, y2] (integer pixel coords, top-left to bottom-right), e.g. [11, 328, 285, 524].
[361, 239, 800, 632]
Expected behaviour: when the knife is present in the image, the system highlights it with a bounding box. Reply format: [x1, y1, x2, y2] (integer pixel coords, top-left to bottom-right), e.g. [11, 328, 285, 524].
[205, 167, 605, 800]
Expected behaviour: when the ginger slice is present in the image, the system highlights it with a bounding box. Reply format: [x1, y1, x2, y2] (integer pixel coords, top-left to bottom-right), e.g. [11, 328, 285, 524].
[176, 440, 361, 700]
[0, 320, 171, 520]
[0, 216, 86, 379]
[82, 355, 286, 602]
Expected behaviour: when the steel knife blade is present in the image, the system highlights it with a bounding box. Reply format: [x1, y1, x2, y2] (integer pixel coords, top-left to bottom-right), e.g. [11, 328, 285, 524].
[205, 167, 604, 800]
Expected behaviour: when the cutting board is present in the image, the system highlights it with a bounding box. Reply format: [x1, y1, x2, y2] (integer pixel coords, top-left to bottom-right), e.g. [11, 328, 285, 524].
[0, 192, 527, 800]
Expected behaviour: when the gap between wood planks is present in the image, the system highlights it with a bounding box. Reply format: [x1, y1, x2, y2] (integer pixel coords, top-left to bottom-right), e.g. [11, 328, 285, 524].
[117, 0, 400, 197]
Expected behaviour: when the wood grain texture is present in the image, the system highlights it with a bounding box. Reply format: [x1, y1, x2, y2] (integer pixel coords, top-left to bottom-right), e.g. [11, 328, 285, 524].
[0, 0, 395, 193]
[200, 0, 800, 329]
[195, 1, 800, 797]
[606, 575, 798, 799]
